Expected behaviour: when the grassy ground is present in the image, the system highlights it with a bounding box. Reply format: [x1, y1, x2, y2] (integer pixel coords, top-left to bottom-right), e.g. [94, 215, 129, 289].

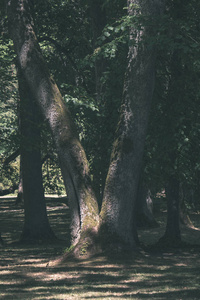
[0, 196, 200, 299]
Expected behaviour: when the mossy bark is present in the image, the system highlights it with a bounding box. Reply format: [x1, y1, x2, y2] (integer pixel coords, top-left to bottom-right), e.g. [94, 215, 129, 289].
[8, 0, 99, 245]
[8, 0, 165, 257]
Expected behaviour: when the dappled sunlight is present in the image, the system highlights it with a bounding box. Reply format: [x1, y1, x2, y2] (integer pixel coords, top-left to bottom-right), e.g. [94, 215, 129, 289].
[1, 253, 200, 299]
[0, 197, 200, 299]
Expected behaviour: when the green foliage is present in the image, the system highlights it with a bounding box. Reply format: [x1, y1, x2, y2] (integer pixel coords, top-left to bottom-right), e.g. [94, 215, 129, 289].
[0, 19, 19, 189]
[0, 37, 18, 153]
[0, 158, 19, 190]
[42, 156, 65, 195]
[1, 0, 200, 208]
[142, 0, 200, 203]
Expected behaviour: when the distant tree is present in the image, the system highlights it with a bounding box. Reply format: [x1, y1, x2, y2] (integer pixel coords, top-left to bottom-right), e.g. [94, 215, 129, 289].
[145, 0, 200, 245]
[16, 61, 55, 242]
[0, 232, 3, 246]
[135, 178, 158, 228]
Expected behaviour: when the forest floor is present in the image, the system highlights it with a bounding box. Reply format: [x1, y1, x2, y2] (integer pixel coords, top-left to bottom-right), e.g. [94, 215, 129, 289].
[0, 196, 200, 300]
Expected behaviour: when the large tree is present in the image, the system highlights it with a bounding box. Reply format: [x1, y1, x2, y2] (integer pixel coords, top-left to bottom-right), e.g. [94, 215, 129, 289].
[100, 0, 165, 249]
[7, 0, 165, 255]
[7, 0, 99, 246]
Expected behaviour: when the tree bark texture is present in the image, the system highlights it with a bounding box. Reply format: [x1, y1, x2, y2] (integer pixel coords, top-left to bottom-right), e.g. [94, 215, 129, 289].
[163, 177, 181, 243]
[159, 50, 184, 244]
[179, 183, 194, 228]
[8, 0, 99, 245]
[100, 0, 165, 248]
[17, 62, 55, 242]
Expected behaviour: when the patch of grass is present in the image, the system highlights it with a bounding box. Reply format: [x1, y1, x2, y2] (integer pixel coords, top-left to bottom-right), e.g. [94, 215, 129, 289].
[0, 196, 200, 299]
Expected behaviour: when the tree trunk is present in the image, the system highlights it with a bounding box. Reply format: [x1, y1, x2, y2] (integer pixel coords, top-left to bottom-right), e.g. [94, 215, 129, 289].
[159, 177, 181, 246]
[0, 233, 3, 246]
[8, 0, 99, 246]
[17, 61, 55, 242]
[15, 157, 23, 205]
[100, 0, 165, 249]
[158, 48, 185, 246]
[136, 181, 158, 228]
[3, 148, 20, 166]
[179, 183, 194, 228]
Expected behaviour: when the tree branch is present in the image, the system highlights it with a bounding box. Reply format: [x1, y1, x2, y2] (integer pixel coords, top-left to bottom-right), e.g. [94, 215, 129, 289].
[3, 148, 20, 166]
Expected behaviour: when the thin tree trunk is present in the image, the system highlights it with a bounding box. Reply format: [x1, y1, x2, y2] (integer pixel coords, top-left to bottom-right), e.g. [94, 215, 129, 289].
[100, 0, 165, 249]
[179, 183, 194, 228]
[0, 233, 3, 246]
[136, 181, 158, 228]
[15, 157, 23, 205]
[0, 184, 18, 196]
[159, 177, 181, 246]
[8, 0, 99, 246]
[3, 148, 20, 166]
[17, 62, 55, 242]
[158, 49, 185, 246]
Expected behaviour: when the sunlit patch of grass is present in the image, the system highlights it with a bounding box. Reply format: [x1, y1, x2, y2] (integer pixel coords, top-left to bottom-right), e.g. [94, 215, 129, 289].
[0, 197, 200, 299]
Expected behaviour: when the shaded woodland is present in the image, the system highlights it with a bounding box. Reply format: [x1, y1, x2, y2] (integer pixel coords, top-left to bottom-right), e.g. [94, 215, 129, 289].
[0, 0, 200, 261]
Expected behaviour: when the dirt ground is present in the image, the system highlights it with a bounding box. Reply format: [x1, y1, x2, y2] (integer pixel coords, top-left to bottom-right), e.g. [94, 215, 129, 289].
[0, 196, 200, 300]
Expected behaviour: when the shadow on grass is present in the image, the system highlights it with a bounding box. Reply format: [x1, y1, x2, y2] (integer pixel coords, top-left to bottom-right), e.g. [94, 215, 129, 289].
[0, 196, 200, 299]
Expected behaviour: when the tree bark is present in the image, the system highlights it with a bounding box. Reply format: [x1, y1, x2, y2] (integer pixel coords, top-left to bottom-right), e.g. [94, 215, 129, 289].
[179, 183, 194, 228]
[8, 0, 99, 245]
[100, 0, 165, 249]
[15, 157, 23, 205]
[0, 233, 3, 246]
[17, 61, 55, 242]
[159, 177, 181, 246]
[3, 148, 20, 166]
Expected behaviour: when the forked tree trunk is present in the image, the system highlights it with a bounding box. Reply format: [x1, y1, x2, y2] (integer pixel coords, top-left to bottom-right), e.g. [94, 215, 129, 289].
[100, 0, 165, 249]
[8, 0, 165, 256]
[17, 62, 55, 242]
[8, 0, 99, 245]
